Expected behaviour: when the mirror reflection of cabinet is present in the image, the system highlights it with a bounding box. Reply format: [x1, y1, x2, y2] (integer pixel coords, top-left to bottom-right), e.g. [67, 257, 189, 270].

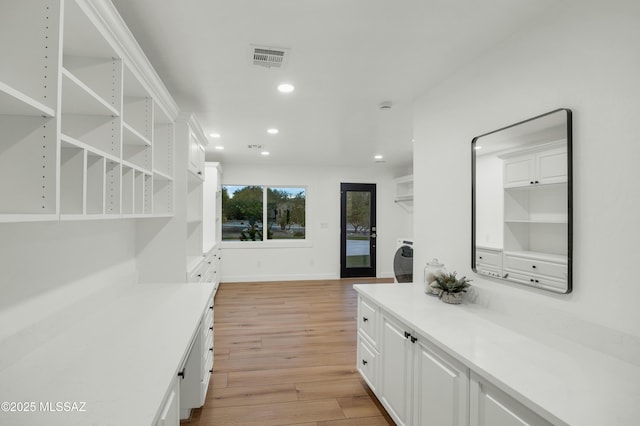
[472, 109, 572, 294]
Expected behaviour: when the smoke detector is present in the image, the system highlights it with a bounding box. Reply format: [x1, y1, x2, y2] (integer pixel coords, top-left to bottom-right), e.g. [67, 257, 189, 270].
[250, 45, 290, 69]
[379, 101, 393, 110]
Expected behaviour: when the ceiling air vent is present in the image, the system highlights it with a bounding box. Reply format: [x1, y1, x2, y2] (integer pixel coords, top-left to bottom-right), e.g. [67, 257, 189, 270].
[250, 45, 290, 69]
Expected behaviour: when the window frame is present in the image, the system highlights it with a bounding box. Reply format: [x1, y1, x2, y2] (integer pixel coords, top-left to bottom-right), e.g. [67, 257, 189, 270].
[220, 184, 311, 249]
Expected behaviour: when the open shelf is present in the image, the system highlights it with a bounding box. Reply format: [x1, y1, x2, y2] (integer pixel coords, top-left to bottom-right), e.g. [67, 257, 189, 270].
[0, 115, 57, 216]
[0, 1, 60, 114]
[60, 141, 85, 215]
[122, 166, 134, 215]
[153, 176, 174, 216]
[86, 153, 105, 215]
[1, 1, 176, 222]
[63, 55, 121, 114]
[0, 81, 55, 117]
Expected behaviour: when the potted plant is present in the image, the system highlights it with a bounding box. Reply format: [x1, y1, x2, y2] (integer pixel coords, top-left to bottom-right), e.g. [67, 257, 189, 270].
[429, 271, 472, 304]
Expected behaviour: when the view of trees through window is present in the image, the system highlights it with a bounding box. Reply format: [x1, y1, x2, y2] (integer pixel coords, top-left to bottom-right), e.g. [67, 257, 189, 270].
[222, 185, 306, 241]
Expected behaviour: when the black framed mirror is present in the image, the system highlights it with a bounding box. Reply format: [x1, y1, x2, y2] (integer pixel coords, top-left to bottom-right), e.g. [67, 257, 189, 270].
[472, 108, 572, 294]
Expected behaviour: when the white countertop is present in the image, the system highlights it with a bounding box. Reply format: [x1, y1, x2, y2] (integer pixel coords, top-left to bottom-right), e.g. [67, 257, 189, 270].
[354, 283, 640, 426]
[0, 282, 215, 425]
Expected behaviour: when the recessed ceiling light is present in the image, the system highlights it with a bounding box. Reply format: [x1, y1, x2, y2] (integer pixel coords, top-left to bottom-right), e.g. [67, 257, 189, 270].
[209, 132, 221, 138]
[267, 128, 279, 135]
[374, 154, 384, 160]
[277, 83, 295, 93]
[261, 151, 270, 156]
[215, 146, 224, 150]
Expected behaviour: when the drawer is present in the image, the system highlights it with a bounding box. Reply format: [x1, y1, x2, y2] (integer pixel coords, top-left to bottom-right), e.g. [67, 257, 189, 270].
[189, 261, 209, 283]
[506, 271, 566, 290]
[503, 254, 567, 279]
[358, 296, 378, 345]
[357, 336, 378, 391]
[475, 248, 502, 268]
[204, 328, 214, 355]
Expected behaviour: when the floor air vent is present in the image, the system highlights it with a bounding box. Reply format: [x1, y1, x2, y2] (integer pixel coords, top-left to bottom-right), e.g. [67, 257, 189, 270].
[250, 45, 289, 69]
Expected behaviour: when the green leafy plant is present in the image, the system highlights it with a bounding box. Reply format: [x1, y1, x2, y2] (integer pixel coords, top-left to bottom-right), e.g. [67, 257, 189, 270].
[430, 271, 472, 295]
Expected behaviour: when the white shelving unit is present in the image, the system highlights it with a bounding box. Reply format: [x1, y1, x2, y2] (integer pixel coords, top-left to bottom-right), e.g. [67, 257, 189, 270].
[500, 141, 568, 291]
[0, 0, 177, 223]
[394, 174, 413, 202]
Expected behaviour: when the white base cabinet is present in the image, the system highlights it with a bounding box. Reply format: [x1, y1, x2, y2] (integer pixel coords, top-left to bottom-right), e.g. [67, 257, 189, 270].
[358, 296, 468, 426]
[156, 376, 180, 426]
[470, 372, 553, 426]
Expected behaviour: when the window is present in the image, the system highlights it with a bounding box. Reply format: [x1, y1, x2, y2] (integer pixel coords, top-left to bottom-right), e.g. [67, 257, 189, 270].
[222, 185, 306, 242]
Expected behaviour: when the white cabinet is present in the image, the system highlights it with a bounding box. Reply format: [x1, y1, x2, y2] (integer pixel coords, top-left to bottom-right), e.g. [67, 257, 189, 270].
[179, 295, 214, 419]
[1, 0, 177, 222]
[503, 143, 567, 188]
[413, 338, 469, 426]
[156, 376, 180, 426]
[394, 175, 414, 202]
[470, 372, 553, 426]
[379, 313, 413, 425]
[188, 131, 206, 179]
[503, 251, 567, 292]
[499, 141, 569, 292]
[357, 296, 469, 426]
[475, 247, 503, 278]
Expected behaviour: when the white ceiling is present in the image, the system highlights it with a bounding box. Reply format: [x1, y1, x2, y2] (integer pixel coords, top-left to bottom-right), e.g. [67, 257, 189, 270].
[111, 0, 555, 168]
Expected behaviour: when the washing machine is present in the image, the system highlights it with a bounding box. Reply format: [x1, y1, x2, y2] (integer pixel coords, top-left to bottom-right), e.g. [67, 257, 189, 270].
[393, 238, 413, 283]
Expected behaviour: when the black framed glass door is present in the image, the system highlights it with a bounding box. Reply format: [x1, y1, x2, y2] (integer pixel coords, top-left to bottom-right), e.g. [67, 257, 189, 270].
[340, 183, 377, 278]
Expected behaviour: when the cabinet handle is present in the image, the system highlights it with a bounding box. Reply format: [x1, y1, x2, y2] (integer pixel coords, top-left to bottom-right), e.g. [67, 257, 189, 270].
[535, 180, 540, 184]
[479, 256, 483, 260]
[209, 326, 213, 330]
[362, 317, 368, 322]
[177, 367, 186, 379]
[210, 347, 213, 351]
[198, 171, 202, 175]
[530, 181, 534, 184]
[210, 306, 214, 310]
[362, 359, 368, 366]
[532, 265, 537, 269]
[209, 369, 213, 373]
[410, 336, 418, 344]
[404, 331, 411, 339]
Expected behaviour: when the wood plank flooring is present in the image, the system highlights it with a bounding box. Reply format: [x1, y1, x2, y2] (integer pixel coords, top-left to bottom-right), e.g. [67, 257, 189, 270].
[183, 279, 394, 426]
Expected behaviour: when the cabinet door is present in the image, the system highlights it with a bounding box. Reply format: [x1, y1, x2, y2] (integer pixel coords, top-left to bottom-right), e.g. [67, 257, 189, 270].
[156, 376, 180, 426]
[536, 147, 567, 185]
[470, 373, 554, 426]
[413, 339, 469, 426]
[357, 335, 379, 392]
[380, 314, 412, 426]
[188, 131, 204, 177]
[504, 155, 535, 188]
[358, 296, 378, 346]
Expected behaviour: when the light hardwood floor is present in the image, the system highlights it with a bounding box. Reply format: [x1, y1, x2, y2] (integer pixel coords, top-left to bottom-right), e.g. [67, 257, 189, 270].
[183, 279, 394, 426]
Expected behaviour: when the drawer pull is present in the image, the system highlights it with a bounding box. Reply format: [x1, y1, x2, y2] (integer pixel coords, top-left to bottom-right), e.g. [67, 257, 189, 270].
[404, 331, 411, 339]
[410, 336, 418, 344]
[209, 326, 213, 330]
[177, 367, 186, 379]
[210, 347, 214, 351]
[209, 369, 213, 373]
[362, 359, 368, 366]
[362, 317, 368, 322]
[532, 265, 537, 269]
[210, 306, 214, 310]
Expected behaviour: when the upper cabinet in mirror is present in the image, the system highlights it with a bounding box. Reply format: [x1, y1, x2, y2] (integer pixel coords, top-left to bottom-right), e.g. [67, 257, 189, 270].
[472, 109, 572, 293]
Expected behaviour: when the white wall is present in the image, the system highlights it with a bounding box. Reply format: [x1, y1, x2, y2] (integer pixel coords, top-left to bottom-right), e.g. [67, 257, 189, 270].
[219, 163, 412, 282]
[0, 220, 136, 311]
[413, 0, 640, 349]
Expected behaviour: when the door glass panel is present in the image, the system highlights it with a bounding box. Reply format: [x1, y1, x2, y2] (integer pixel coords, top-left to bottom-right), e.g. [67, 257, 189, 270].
[346, 190, 371, 268]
